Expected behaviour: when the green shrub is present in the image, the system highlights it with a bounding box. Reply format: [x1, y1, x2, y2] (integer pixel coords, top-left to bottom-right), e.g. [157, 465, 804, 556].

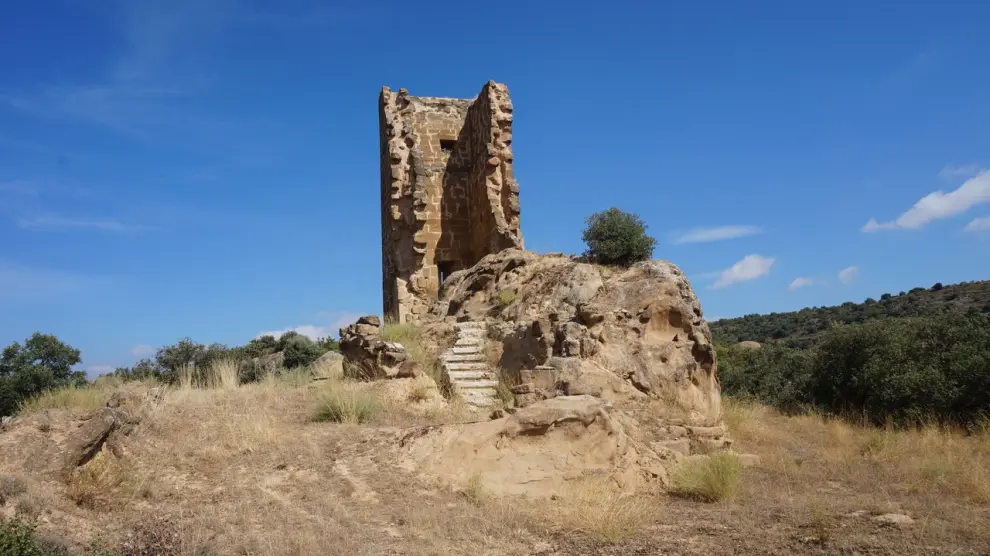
[581, 208, 656, 266]
[718, 313, 990, 427]
[282, 335, 323, 369]
[809, 313, 990, 426]
[718, 342, 814, 414]
[1, 333, 85, 417]
[669, 453, 742, 502]
[0, 517, 70, 556]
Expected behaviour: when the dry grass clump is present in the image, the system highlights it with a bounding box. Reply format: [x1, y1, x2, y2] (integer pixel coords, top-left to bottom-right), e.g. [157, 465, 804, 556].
[312, 383, 381, 424]
[0, 475, 27, 505]
[65, 450, 130, 509]
[553, 478, 653, 542]
[669, 453, 743, 503]
[407, 383, 432, 403]
[205, 357, 239, 390]
[462, 471, 487, 505]
[497, 288, 517, 306]
[20, 384, 114, 413]
[726, 397, 990, 505]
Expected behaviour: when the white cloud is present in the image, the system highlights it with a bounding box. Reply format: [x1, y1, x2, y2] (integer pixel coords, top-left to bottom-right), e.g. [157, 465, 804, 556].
[964, 216, 990, 233]
[670, 225, 763, 245]
[838, 266, 859, 285]
[17, 215, 152, 232]
[711, 254, 775, 289]
[256, 312, 363, 342]
[939, 164, 983, 180]
[788, 277, 815, 290]
[86, 364, 116, 376]
[257, 325, 334, 341]
[131, 344, 156, 357]
[863, 170, 990, 231]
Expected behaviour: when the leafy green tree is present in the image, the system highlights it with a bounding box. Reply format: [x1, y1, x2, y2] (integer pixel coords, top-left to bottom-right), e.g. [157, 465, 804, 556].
[242, 335, 278, 358]
[154, 338, 207, 384]
[276, 331, 302, 352]
[282, 335, 323, 369]
[581, 208, 656, 266]
[317, 336, 340, 353]
[0, 333, 84, 416]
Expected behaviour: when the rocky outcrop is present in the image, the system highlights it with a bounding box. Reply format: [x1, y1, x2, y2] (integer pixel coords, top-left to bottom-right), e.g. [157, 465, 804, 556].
[339, 316, 420, 380]
[60, 390, 150, 481]
[429, 249, 723, 428]
[398, 395, 675, 497]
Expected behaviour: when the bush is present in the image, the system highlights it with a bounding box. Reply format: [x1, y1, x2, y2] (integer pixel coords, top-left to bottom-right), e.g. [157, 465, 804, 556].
[809, 314, 990, 426]
[282, 335, 323, 369]
[581, 208, 656, 266]
[0, 333, 85, 417]
[0, 517, 70, 556]
[718, 313, 990, 427]
[718, 343, 814, 414]
[669, 453, 742, 502]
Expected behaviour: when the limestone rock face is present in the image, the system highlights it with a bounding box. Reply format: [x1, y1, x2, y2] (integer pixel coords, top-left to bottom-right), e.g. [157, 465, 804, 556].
[339, 316, 411, 380]
[398, 395, 673, 497]
[430, 249, 722, 427]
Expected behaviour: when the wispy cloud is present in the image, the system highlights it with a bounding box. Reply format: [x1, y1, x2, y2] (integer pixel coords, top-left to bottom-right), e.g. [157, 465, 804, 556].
[257, 325, 335, 341]
[788, 277, 816, 290]
[670, 225, 763, 245]
[0, 262, 99, 301]
[964, 216, 990, 233]
[131, 344, 157, 358]
[863, 170, 990, 231]
[838, 266, 859, 285]
[939, 163, 983, 180]
[86, 364, 117, 376]
[259, 312, 363, 341]
[711, 254, 775, 289]
[17, 215, 153, 233]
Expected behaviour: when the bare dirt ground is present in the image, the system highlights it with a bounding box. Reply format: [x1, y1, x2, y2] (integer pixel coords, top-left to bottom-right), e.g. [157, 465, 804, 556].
[2, 376, 989, 556]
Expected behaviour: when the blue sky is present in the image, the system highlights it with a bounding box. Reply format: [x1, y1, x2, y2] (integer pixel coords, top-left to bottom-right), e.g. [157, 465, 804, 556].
[2, 0, 989, 374]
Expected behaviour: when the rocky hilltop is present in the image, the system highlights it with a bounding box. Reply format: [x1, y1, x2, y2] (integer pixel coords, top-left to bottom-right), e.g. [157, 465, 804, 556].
[431, 249, 721, 426]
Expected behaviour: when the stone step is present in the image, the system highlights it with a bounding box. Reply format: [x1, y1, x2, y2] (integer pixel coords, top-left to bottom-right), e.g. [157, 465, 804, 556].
[454, 322, 485, 330]
[440, 353, 486, 363]
[450, 346, 481, 355]
[448, 370, 495, 380]
[454, 339, 484, 347]
[462, 393, 497, 407]
[456, 379, 500, 389]
[444, 363, 489, 373]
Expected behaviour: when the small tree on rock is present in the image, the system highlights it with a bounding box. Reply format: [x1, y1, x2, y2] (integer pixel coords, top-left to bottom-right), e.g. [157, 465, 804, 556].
[581, 208, 656, 266]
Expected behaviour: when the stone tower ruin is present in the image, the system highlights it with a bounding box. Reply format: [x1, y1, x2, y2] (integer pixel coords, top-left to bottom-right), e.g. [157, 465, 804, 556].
[379, 81, 523, 322]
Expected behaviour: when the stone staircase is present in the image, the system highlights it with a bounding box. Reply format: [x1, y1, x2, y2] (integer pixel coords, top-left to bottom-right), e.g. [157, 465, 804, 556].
[440, 321, 498, 408]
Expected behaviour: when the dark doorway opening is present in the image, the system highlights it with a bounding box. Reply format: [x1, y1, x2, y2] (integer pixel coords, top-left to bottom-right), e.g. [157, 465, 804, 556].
[438, 261, 455, 284]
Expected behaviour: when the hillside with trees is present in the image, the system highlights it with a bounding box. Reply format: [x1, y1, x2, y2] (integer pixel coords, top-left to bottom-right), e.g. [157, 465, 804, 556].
[709, 280, 990, 347]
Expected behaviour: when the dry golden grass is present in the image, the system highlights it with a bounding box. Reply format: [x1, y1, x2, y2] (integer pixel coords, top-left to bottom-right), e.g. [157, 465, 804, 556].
[6, 376, 990, 555]
[723, 396, 990, 552]
[552, 478, 653, 542]
[669, 453, 742, 502]
[19, 385, 112, 413]
[312, 384, 381, 424]
[177, 362, 196, 390]
[206, 357, 239, 390]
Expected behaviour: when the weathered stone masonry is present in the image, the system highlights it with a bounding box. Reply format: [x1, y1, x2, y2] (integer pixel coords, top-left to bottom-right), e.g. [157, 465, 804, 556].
[379, 81, 523, 322]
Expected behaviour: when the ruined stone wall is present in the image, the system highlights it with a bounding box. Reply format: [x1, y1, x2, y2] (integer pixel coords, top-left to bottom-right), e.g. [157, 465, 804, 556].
[379, 82, 524, 322]
[465, 82, 523, 262]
